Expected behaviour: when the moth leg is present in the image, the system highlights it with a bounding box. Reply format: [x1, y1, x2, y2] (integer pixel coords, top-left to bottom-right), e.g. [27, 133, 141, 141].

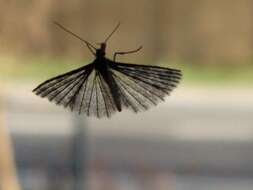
[113, 46, 142, 61]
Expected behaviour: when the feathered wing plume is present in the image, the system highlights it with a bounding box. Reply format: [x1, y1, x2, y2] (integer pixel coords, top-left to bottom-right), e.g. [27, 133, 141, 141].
[33, 62, 181, 118]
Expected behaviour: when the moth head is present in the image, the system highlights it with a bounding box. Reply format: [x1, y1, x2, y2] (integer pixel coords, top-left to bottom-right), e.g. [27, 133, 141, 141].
[96, 43, 106, 57]
[100, 43, 106, 51]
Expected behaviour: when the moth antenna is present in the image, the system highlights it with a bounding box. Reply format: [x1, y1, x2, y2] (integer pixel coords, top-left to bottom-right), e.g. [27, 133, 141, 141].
[53, 21, 97, 50]
[104, 22, 121, 43]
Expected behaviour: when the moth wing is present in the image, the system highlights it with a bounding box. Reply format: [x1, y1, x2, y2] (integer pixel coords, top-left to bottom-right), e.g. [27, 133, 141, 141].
[75, 69, 117, 118]
[108, 61, 182, 112]
[33, 63, 117, 118]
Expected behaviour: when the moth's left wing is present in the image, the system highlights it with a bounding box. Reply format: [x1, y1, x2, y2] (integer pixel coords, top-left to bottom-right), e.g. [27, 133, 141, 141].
[33, 63, 93, 107]
[33, 63, 117, 118]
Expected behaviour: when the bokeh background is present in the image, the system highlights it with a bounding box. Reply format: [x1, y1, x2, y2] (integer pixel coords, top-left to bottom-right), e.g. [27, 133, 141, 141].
[1, 0, 253, 190]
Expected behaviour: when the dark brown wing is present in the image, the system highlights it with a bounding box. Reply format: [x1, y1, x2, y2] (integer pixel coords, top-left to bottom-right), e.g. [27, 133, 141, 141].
[33, 63, 117, 118]
[108, 61, 182, 112]
[33, 60, 182, 117]
[76, 69, 117, 117]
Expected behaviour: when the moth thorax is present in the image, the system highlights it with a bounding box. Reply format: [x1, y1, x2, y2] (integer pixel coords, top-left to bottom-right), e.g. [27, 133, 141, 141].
[96, 50, 105, 58]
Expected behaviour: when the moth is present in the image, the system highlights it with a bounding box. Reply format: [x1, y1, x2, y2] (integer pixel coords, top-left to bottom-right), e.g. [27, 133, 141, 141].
[33, 22, 182, 118]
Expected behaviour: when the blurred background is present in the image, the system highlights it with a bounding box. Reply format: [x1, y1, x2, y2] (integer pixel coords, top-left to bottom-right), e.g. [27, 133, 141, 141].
[1, 0, 253, 190]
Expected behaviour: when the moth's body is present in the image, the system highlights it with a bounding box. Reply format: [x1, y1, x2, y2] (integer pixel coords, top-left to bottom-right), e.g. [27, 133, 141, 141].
[94, 43, 122, 112]
[33, 22, 182, 118]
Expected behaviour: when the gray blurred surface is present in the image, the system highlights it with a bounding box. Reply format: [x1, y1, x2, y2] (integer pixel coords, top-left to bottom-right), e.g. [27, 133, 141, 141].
[4, 85, 253, 190]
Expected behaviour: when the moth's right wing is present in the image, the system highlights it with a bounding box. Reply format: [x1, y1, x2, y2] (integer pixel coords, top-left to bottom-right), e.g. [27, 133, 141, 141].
[108, 61, 182, 112]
